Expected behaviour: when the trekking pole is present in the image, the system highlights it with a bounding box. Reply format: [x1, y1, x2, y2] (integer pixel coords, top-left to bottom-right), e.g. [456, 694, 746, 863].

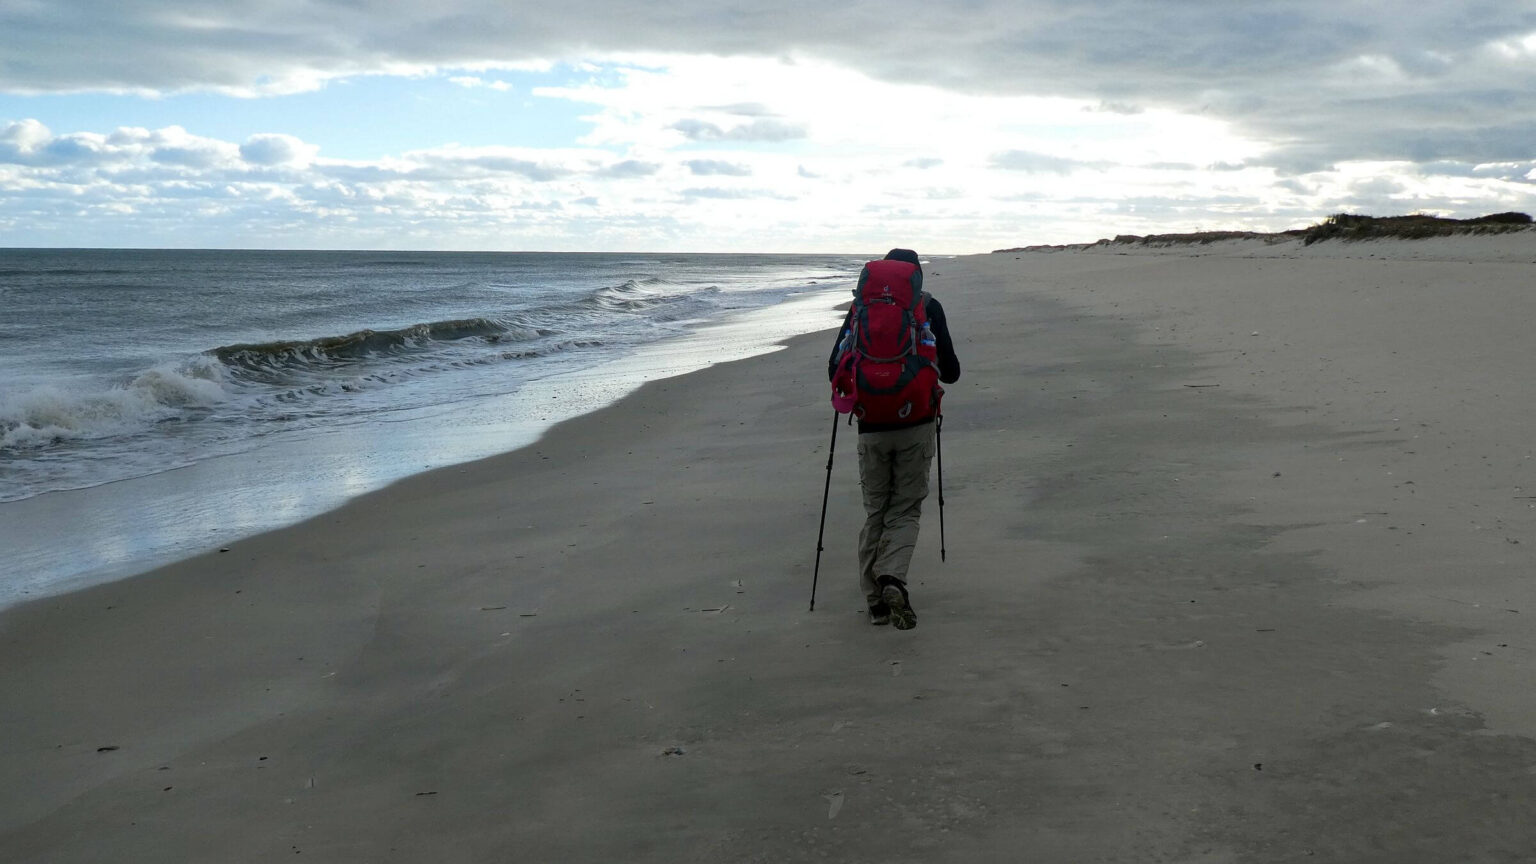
[936, 413, 946, 562]
[809, 411, 840, 611]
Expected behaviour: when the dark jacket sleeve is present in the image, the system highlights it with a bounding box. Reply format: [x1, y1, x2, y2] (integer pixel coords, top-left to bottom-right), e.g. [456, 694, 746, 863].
[827, 308, 853, 382]
[926, 298, 961, 384]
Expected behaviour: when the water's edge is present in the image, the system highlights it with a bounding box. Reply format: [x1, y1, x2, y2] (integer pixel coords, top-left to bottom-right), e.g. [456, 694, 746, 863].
[0, 289, 846, 610]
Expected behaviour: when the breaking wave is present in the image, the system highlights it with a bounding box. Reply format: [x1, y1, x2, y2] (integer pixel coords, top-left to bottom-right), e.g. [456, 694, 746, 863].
[586, 278, 718, 313]
[212, 317, 538, 381]
[0, 288, 692, 457]
[1, 357, 231, 451]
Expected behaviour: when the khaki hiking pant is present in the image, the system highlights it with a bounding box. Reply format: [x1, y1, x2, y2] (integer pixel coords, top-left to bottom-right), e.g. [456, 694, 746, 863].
[856, 422, 937, 606]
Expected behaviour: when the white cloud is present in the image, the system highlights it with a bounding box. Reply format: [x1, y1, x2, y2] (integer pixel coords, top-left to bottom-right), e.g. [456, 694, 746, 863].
[594, 159, 660, 179]
[1, 118, 51, 151]
[142, 127, 240, 169]
[991, 150, 1107, 175]
[6, 3, 1535, 169]
[680, 187, 792, 200]
[449, 75, 512, 91]
[685, 159, 752, 177]
[405, 146, 577, 181]
[671, 118, 807, 142]
[6, 4, 1536, 250]
[240, 133, 319, 166]
[8, 82, 1534, 252]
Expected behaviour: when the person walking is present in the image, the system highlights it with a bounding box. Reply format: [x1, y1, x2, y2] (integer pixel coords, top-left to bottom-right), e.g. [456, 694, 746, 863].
[827, 248, 961, 629]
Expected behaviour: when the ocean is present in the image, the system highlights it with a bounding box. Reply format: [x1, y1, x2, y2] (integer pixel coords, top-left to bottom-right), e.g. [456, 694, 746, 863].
[0, 249, 862, 606]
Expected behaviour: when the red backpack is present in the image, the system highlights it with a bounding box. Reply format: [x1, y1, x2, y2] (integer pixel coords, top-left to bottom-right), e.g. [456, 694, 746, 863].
[830, 258, 942, 423]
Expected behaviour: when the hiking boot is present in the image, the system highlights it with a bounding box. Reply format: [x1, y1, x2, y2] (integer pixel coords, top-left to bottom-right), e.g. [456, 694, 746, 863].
[880, 579, 916, 631]
[868, 602, 891, 626]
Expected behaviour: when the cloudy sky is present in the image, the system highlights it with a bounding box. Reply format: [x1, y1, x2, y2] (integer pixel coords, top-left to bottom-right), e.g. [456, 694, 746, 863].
[3, 2, 1536, 252]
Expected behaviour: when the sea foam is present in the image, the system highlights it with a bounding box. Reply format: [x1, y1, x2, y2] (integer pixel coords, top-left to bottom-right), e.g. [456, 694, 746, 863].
[0, 358, 230, 450]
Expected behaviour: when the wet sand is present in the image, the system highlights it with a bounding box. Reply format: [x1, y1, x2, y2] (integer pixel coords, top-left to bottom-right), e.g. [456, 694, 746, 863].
[4, 235, 1536, 862]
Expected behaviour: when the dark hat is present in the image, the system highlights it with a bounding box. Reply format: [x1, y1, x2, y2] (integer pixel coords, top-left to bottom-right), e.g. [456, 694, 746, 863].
[883, 248, 920, 266]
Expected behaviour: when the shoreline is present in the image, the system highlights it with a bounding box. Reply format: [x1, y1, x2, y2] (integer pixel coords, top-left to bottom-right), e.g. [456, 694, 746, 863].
[6, 240, 1536, 860]
[0, 287, 847, 610]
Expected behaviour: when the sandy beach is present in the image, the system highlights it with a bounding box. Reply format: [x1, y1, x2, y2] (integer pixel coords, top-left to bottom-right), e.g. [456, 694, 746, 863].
[4, 234, 1536, 862]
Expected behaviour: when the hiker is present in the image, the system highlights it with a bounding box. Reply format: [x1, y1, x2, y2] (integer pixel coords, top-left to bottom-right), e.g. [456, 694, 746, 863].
[827, 248, 961, 629]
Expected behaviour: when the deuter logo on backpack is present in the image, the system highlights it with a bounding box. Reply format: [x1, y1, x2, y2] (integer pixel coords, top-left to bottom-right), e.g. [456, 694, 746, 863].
[830, 258, 942, 424]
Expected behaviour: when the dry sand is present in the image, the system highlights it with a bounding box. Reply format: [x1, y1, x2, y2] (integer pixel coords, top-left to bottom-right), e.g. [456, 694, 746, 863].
[4, 234, 1536, 862]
